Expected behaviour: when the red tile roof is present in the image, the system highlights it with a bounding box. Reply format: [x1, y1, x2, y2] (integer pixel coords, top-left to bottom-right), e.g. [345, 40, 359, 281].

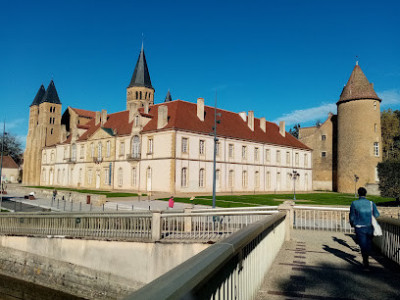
[141, 100, 310, 150]
[2, 156, 18, 169]
[338, 65, 381, 103]
[71, 107, 96, 118]
[78, 110, 132, 141]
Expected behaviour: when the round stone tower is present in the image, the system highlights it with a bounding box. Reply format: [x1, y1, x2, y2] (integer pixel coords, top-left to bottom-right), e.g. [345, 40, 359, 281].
[336, 63, 382, 193]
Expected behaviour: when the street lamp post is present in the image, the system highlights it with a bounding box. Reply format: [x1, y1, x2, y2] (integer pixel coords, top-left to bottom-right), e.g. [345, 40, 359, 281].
[0, 121, 5, 209]
[354, 174, 359, 198]
[289, 170, 300, 201]
[211, 92, 221, 209]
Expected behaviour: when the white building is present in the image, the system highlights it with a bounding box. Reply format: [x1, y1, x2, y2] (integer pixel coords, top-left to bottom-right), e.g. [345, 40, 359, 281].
[38, 46, 312, 194]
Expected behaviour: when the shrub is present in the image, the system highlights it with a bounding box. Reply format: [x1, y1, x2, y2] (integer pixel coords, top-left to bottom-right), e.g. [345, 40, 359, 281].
[378, 161, 400, 198]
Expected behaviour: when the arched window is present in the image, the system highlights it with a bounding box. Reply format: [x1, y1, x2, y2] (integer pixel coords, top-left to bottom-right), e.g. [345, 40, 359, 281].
[131, 167, 137, 186]
[132, 135, 140, 158]
[255, 171, 260, 188]
[266, 171, 271, 189]
[229, 170, 234, 188]
[118, 168, 123, 186]
[181, 168, 187, 187]
[216, 169, 220, 187]
[199, 168, 205, 187]
[106, 141, 111, 157]
[50, 128, 53, 135]
[134, 115, 140, 127]
[242, 170, 247, 188]
[71, 144, 77, 161]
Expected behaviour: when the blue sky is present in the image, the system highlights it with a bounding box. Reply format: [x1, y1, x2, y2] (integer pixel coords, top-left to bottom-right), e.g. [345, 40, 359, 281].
[1, 0, 399, 148]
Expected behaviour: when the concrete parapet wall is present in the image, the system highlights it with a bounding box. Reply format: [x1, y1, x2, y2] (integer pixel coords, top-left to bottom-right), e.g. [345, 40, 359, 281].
[0, 236, 209, 298]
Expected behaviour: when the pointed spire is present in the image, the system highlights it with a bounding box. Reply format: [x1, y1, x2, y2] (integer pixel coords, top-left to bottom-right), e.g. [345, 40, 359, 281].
[338, 64, 381, 103]
[41, 80, 61, 104]
[164, 90, 172, 102]
[30, 84, 46, 106]
[128, 46, 153, 89]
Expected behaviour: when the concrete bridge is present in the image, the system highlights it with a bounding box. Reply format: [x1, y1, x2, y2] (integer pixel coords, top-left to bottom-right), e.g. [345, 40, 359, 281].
[0, 202, 398, 299]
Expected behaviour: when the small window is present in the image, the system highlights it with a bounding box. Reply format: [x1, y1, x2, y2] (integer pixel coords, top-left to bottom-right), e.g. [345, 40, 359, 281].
[199, 140, 205, 155]
[374, 142, 379, 157]
[182, 138, 188, 153]
[374, 123, 377, 133]
[255, 171, 260, 188]
[276, 150, 281, 164]
[373, 101, 377, 110]
[242, 146, 247, 159]
[254, 147, 259, 161]
[50, 128, 53, 135]
[321, 134, 327, 141]
[229, 170, 234, 187]
[229, 144, 234, 158]
[265, 149, 270, 163]
[321, 151, 327, 158]
[199, 168, 205, 187]
[242, 170, 248, 187]
[295, 152, 299, 167]
[148, 138, 154, 154]
[181, 167, 187, 187]
[286, 151, 290, 166]
[216, 141, 220, 156]
[304, 154, 308, 167]
[120, 142, 125, 156]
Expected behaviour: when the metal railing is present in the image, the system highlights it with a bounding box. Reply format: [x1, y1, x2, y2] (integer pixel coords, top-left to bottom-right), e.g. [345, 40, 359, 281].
[374, 217, 400, 266]
[161, 210, 279, 241]
[293, 205, 353, 233]
[0, 212, 153, 241]
[127, 213, 287, 300]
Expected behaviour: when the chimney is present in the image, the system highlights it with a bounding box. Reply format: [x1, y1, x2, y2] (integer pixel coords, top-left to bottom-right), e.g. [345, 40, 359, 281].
[239, 112, 247, 122]
[101, 109, 107, 126]
[95, 111, 101, 125]
[248, 111, 254, 131]
[279, 121, 286, 137]
[157, 105, 168, 129]
[260, 117, 266, 133]
[144, 102, 149, 114]
[197, 98, 204, 121]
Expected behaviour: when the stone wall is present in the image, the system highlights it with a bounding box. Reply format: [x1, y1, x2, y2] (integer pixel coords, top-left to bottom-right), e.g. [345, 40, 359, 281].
[0, 236, 209, 299]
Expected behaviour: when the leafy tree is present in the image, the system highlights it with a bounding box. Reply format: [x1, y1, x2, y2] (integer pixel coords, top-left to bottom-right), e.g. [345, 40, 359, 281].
[0, 132, 23, 165]
[381, 109, 400, 161]
[289, 123, 301, 139]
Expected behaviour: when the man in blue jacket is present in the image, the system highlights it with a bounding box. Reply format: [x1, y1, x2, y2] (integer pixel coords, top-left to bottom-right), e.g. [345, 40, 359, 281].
[350, 187, 380, 269]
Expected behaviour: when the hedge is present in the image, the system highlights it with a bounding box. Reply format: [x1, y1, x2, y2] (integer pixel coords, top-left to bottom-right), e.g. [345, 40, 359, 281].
[377, 161, 400, 198]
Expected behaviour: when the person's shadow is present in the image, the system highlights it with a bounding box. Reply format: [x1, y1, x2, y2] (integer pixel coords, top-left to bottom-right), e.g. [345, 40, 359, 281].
[322, 244, 361, 267]
[332, 236, 359, 252]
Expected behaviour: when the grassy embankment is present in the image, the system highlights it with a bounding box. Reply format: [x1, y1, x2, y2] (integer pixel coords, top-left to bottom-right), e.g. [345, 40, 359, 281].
[159, 193, 397, 208]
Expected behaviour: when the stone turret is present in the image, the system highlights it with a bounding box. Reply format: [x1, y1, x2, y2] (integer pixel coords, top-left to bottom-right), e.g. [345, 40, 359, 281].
[336, 63, 382, 193]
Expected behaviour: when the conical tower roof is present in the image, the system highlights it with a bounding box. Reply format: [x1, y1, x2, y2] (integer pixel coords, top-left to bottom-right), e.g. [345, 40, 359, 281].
[40, 80, 61, 105]
[338, 63, 381, 104]
[128, 45, 153, 89]
[164, 90, 172, 102]
[30, 84, 46, 107]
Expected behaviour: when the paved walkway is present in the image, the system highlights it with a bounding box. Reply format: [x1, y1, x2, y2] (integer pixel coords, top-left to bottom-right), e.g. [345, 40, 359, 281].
[257, 230, 400, 300]
[1, 192, 207, 212]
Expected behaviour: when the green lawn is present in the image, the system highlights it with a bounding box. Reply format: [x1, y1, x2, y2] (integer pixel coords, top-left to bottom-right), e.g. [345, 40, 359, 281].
[159, 193, 396, 208]
[24, 186, 143, 198]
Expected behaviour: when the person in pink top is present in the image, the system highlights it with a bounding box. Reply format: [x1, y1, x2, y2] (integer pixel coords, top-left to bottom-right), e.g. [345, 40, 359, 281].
[168, 196, 175, 209]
